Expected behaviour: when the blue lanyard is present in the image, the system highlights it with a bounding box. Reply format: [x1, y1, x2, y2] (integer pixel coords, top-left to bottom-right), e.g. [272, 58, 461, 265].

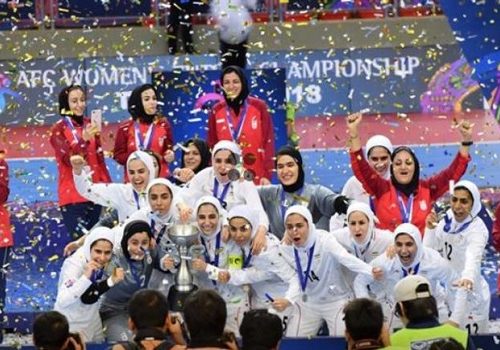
[151, 219, 167, 245]
[63, 117, 82, 143]
[443, 214, 473, 234]
[213, 178, 231, 209]
[242, 248, 253, 268]
[280, 187, 304, 220]
[200, 232, 221, 267]
[133, 190, 142, 210]
[128, 260, 146, 288]
[201, 233, 221, 286]
[225, 101, 248, 142]
[402, 262, 420, 277]
[353, 240, 371, 261]
[397, 192, 414, 223]
[294, 244, 316, 293]
[134, 121, 155, 150]
[90, 268, 104, 283]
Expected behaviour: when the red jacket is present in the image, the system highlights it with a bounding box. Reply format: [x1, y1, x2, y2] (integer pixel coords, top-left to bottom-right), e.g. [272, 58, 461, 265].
[350, 149, 470, 234]
[493, 204, 500, 252]
[0, 157, 12, 248]
[50, 117, 111, 206]
[113, 117, 174, 178]
[207, 96, 275, 183]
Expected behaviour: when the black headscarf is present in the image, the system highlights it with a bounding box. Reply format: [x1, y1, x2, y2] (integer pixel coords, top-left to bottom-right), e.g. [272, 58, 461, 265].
[121, 220, 153, 260]
[276, 145, 305, 193]
[220, 65, 249, 115]
[58, 85, 85, 125]
[390, 146, 420, 197]
[181, 138, 211, 174]
[128, 84, 158, 124]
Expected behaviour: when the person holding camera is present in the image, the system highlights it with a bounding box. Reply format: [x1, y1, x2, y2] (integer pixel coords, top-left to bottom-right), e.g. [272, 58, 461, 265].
[50, 85, 111, 240]
[112, 289, 185, 350]
[33, 311, 85, 350]
[182, 289, 238, 350]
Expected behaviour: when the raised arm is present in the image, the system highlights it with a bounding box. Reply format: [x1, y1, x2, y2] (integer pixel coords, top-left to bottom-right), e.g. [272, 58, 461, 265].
[50, 122, 93, 167]
[55, 259, 93, 308]
[112, 122, 131, 166]
[346, 113, 389, 198]
[71, 155, 122, 208]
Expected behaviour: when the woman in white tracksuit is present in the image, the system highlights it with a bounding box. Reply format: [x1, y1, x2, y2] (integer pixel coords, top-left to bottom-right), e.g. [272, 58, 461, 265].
[190, 195, 249, 336]
[353, 223, 465, 328]
[271, 205, 380, 337]
[332, 202, 393, 289]
[221, 205, 292, 309]
[71, 150, 156, 223]
[54, 226, 123, 342]
[332, 202, 393, 263]
[423, 180, 491, 334]
[177, 140, 268, 250]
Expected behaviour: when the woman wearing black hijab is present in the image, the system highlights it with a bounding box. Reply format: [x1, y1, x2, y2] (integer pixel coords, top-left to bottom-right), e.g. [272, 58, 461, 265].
[207, 66, 275, 185]
[347, 112, 473, 233]
[50, 85, 111, 239]
[171, 137, 211, 186]
[113, 84, 174, 178]
[258, 145, 349, 239]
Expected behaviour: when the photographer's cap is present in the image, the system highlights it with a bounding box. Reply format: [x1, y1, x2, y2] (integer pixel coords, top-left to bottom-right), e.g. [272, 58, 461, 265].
[394, 275, 432, 303]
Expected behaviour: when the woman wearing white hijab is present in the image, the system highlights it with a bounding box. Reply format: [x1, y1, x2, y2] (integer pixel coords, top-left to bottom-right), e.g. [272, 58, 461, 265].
[71, 150, 156, 223]
[423, 180, 490, 334]
[54, 226, 124, 342]
[271, 205, 381, 337]
[218, 205, 291, 310]
[177, 140, 268, 253]
[190, 196, 249, 336]
[332, 202, 393, 263]
[330, 135, 393, 230]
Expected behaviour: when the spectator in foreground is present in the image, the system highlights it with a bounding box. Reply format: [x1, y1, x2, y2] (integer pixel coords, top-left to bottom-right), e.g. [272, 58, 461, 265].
[390, 275, 476, 350]
[343, 298, 394, 350]
[183, 289, 237, 349]
[33, 311, 84, 350]
[239, 309, 283, 350]
[112, 289, 184, 350]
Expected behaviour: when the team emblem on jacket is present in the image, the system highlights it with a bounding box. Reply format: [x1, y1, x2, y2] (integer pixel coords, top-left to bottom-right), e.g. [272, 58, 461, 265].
[64, 279, 76, 288]
[419, 200, 427, 211]
[251, 116, 258, 130]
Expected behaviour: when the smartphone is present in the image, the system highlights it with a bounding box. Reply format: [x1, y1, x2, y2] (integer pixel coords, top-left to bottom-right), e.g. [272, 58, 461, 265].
[91, 109, 103, 132]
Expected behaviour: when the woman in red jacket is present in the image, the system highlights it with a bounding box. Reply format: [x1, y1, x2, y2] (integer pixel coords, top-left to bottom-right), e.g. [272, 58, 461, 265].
[113, 84, 174, 179]
[346, 112, 472, 234]
[0, 151, 12, 343]
[207, 66, 275, 185]
[50, 86, 111, 239]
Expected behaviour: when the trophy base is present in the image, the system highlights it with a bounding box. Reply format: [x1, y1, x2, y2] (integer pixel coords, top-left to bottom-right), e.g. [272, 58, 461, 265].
[167, 285, 199, 312]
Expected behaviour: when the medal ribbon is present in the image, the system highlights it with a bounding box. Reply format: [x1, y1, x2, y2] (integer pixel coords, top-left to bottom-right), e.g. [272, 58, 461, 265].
[134, 121, 155, 150]
[225, 101, 248, 142]
[294, 243, 316, 294]
[397, 192, 414, 223]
